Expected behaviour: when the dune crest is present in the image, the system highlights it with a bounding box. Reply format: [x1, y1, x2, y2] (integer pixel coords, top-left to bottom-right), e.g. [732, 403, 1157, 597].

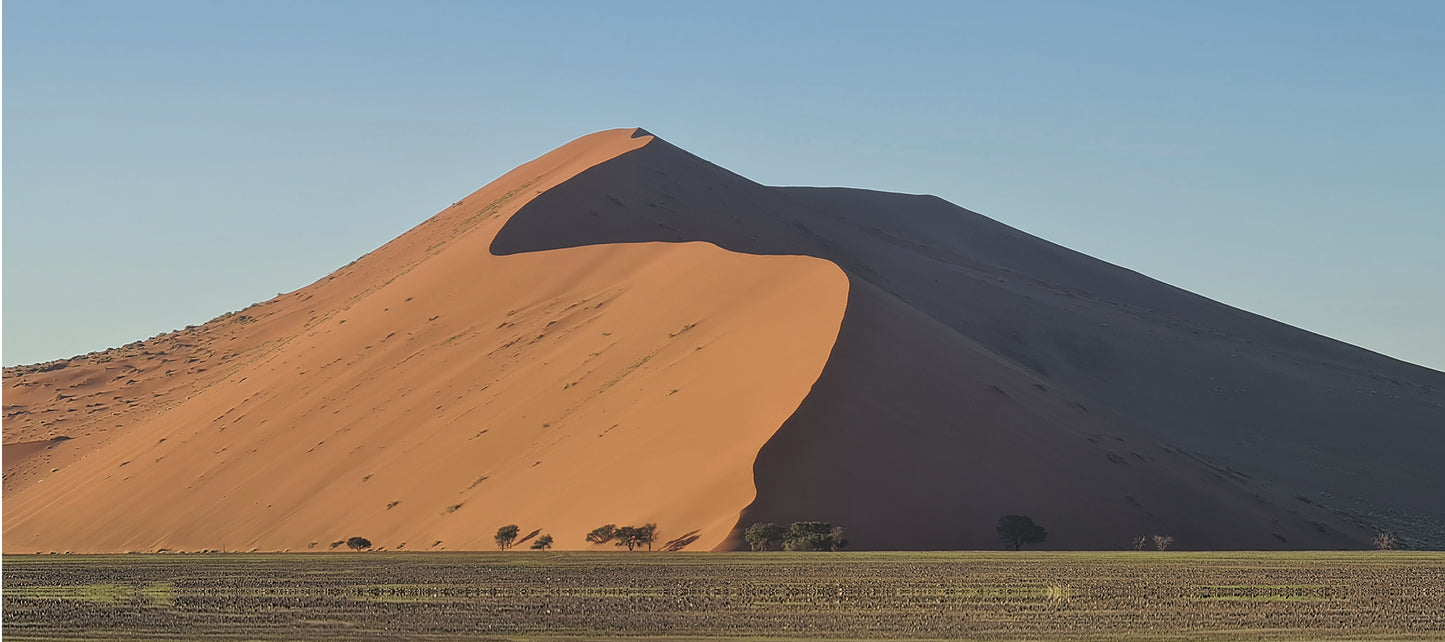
[7, 127, 1444, 552]
[3, 129, 848, 553]
[491, 133, 1445, 550]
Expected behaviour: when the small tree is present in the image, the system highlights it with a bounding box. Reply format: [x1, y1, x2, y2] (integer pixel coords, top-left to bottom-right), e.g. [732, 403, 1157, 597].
[636, 523, 658, 551]
[1131, 536, 1149, 551]
[345, 536, 372, 551]
[530, 534, 554, 551]
[996, 515, 1048, 551]
[830, 526, 849, 551]
[1373, 532, 1397, 550]
[586, 524, 617, 545]
[1152, 534, 1174, 551]
[614, 526, 640, 551]
[783, 522, 837, 551]
[606, 523, 659, 551]
[744, 523, 787, 551]
[495, 524, 520, 550]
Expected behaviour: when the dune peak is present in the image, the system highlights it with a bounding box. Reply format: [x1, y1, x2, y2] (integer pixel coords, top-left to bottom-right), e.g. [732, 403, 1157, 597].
[5, 128, 1443, 554]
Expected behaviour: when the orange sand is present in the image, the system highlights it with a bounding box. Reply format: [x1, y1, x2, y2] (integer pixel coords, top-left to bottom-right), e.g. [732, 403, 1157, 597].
[3, 129, 846, 552]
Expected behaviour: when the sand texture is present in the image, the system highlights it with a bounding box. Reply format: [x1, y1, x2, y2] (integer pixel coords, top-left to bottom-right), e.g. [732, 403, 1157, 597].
[6, 128, 1444, 552]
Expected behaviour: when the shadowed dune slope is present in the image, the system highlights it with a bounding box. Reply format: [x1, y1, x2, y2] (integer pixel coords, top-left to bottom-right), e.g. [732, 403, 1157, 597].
[3, 129, 848, 553]
[491, 135, 1445, 550]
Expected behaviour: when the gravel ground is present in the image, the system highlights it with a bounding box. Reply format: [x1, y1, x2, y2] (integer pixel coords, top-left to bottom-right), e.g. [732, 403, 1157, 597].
[4, 551, 1443, 640]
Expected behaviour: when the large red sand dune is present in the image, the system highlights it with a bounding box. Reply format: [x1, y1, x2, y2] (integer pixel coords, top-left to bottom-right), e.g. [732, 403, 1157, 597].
[3, 129, 846, 553]
[6, 128, 1444, 552]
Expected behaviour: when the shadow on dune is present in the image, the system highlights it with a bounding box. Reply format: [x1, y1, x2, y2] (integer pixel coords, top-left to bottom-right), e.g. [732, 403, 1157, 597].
[491, 134, 1445, 550]
[662, 530, 701, 552]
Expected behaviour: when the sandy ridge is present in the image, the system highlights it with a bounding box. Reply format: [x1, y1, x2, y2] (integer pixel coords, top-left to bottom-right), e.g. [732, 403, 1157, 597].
[490, 133, 1445, 550]
[9, 126, 1443, 553]
[4, 128, 849, 553]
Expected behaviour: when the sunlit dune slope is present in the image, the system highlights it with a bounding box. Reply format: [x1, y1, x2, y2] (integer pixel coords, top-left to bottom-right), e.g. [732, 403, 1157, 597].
[2, 129, 847, 553]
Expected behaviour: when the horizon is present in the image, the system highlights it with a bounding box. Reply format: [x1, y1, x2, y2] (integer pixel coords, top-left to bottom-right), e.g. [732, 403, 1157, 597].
[5, 1, 1444, 371]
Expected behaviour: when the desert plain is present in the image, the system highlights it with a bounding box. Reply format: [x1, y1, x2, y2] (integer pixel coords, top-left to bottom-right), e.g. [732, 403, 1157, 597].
[5, 551, 1445, 640]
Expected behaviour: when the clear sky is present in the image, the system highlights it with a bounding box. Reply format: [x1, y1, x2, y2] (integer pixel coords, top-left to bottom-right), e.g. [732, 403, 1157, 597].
[4, 1, 1443, 370]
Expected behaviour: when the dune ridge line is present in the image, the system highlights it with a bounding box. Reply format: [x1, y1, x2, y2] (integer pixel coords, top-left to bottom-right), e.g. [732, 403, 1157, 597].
[3, 128, 850, 553]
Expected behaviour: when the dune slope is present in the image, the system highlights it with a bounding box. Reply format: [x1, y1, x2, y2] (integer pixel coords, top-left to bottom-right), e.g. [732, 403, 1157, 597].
[8, 128, 1443, 552]
[492, 135, 1445, 550]
[2, 129, 847, 553]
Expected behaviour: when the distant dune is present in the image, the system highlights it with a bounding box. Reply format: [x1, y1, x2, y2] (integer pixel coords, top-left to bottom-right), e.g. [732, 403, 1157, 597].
[6, 128, 1443, 553]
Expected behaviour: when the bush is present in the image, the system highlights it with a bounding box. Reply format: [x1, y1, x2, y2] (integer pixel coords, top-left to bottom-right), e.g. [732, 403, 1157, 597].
[1131, 536, 1149, 551]
[495, 524, 520, 550]
[345, 537, 372, 551]
[1152, 534, 1174, 551]
[1373, 532, 1397, 550]
[996, 515, 1047, 550]
[744, 523, 787, 551]
[530, 534, 554, 551]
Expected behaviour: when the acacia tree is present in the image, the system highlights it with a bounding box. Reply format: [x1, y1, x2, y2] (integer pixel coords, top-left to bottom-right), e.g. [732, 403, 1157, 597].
[530, 534, 554, 551]
[783, 522, 842, 551]
[586, 524, 617, 545]
[611, 523, 659, 551]
[613, 526, 638, 551]
[745, 523, 787, 551]
[346, 536, 372, 551]
[495, 524, 520, 550]
[996, 515, 1047, 551]
[1152, 534, 1174, 551]
[636, 523, 658, 551]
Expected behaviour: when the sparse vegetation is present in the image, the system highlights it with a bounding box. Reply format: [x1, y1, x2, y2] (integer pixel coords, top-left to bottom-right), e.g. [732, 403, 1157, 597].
[1132, 536, 1149, 551]
[345, 537, 372, 551]
[5, 552, 1442, 640]
[745, 521, 848, 552]
[1152, 534, 1174, 551]
[495, 525, 520, 550]
[997, 515, 1048, 551]
[1374, 532, 1398, 550]
[529, 534, 554, 551]
[744, 522, 787, 551]
[613, 524, 658, 551]
[782, 522, 847, 551]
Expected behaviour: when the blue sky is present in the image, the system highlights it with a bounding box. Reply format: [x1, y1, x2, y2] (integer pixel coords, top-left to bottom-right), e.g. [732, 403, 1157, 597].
[4, 1, 1443, 370]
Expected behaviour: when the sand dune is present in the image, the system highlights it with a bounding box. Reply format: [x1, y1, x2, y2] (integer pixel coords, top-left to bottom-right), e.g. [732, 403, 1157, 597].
[494, 134, 1445, 549]
[6, 127, 1443, 552]
[3, 129, 846, 552]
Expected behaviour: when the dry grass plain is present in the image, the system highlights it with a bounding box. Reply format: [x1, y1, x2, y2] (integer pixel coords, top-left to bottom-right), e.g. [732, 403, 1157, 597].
[3, 551, 1443, 640]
